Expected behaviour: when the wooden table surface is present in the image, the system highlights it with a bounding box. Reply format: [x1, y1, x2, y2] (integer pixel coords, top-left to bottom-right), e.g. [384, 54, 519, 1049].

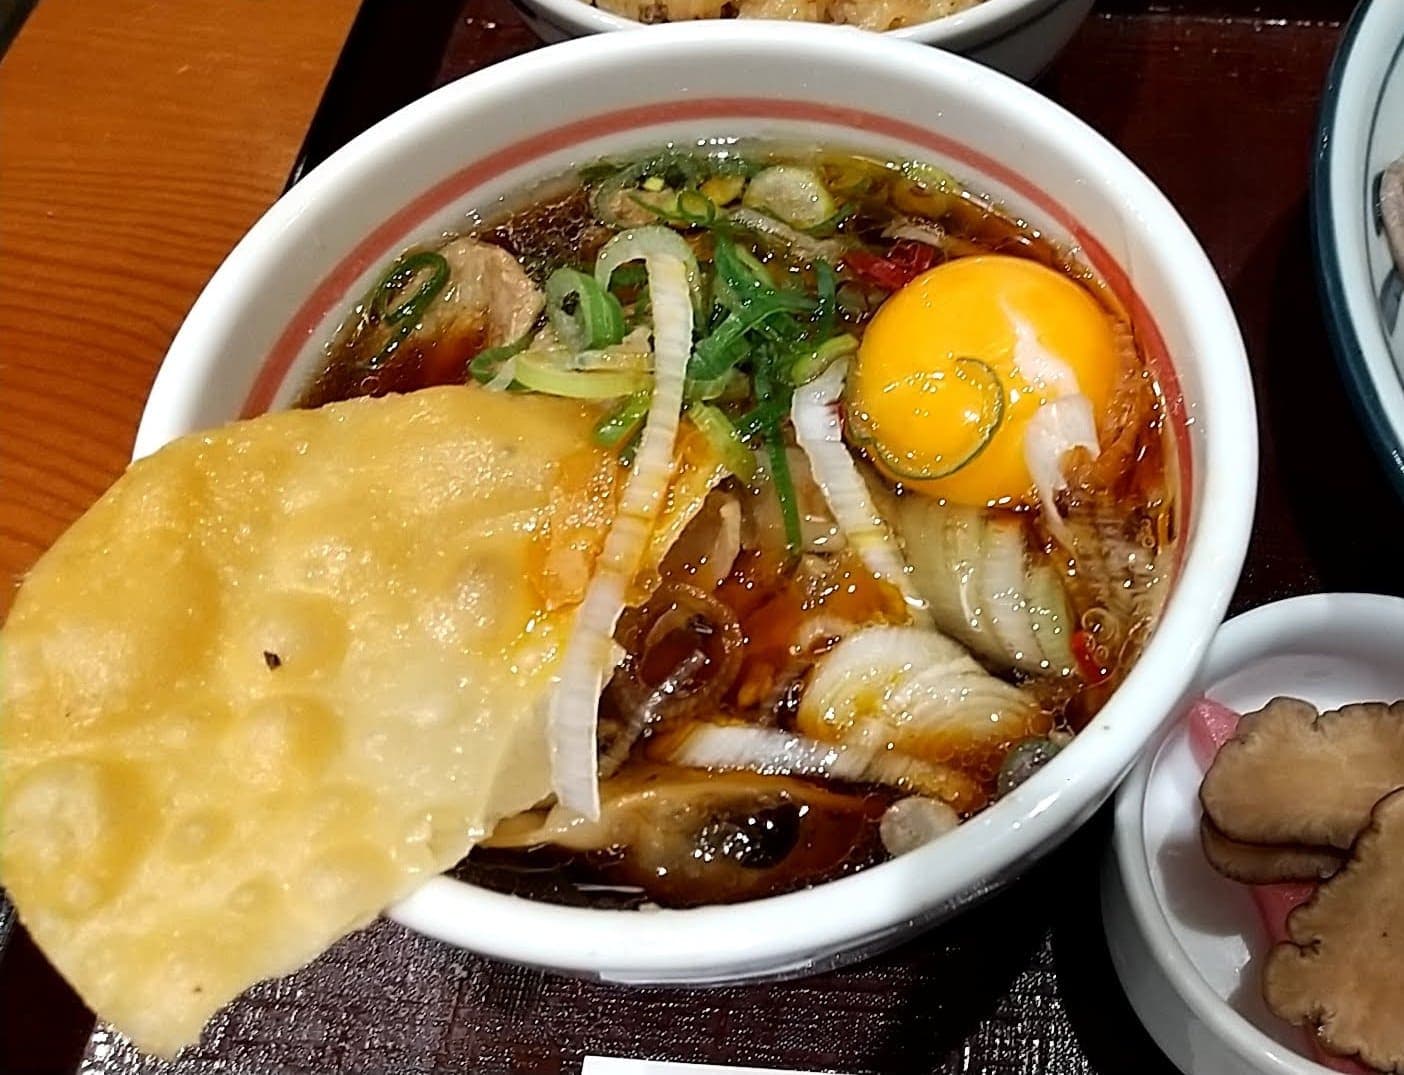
[2, 0, 1391, 1072]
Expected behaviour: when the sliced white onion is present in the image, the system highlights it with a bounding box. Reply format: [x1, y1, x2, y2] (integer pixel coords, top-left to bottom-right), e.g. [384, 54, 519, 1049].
[727, 207, 848, 263]
[879, 796, 959, 857]
[797, 625, 1041, 768]
[881, 220, 946, 248]
[658, 722, 980, 809]
[1024, 393, 1100, 547]
[1007, 305, 1081, 397]
[595, 225, 704, 314]
[791, 360, 928, 621]
[693, 496, 741, 591]
[549, 249, 695, 820]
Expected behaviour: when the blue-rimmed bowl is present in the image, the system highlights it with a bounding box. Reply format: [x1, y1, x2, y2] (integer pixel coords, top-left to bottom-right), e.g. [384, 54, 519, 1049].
[1315, 0, 1404, 496]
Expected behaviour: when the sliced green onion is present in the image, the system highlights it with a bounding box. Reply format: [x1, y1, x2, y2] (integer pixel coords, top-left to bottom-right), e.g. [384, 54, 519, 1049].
[764, 427, 802, 562]
[787, 333, 859, 386]
[631, 189, 719, 229]
[742, 166, 836, 230]
[608, 264, 649, 293]
[593, 390, 651, 449]
[811, 260, 837, 340]
[688, 402, 758, 483]
[513, 351, 649, 399]
[596, 226, 705, 318]
[804, 202, 858, 238]
[468, 334, 532, 387]
[900, 160, 959, 193]
[715, 368, 751, 402]
[748, 354, 801, 562]
[734, 398, 786, 442]
[545, 268, 626, 351]
[588, 152, 706, 227]
[525, 346, 652, 373]
[713, 235, 814, 316]
[851, 356, 1006, 479]
[733, 244, 775, 288]
[370, 251, 451, 326]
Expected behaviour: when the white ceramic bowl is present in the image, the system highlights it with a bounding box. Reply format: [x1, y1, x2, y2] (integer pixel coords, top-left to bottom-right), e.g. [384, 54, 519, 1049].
[1104, 593, 1404, 1075]
[510, 0, 1093, 82]
[135, 23, 1256, 984]
[1314, 0, 1404, 497]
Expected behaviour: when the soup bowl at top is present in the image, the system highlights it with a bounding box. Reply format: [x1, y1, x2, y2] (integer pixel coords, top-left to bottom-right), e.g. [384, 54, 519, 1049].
[135, 23, 1256, 983]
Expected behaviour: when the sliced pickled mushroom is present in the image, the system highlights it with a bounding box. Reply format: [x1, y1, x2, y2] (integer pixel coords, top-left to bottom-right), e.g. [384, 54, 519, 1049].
[1199, 817, 1344, 885]
[796, 625, 1049, 775]
[1382, 158, 1404, 277]
[648, 720, 985, 812]
[1264, 787, 1404, 1072]
[1200, 697, 1404, 850]
[481, 767, 888, 907]
[891, 497, 1077, 678]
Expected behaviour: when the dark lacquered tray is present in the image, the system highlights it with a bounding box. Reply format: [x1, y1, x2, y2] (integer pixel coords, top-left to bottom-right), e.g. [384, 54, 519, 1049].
[2, 2, 1386, 1072]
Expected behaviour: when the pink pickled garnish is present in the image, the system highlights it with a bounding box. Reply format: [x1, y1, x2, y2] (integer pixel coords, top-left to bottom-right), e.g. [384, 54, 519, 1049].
[1187, 696, 1242, 768]
[1188, 697, 1373, 1074]
[1249, 882, 1316, 946]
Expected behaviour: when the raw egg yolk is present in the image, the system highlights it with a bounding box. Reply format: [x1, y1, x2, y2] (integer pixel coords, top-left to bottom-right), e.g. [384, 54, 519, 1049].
[849, 255, 1122, 506]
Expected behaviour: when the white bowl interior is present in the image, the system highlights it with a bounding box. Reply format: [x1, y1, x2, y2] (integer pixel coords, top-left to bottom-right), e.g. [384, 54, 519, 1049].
[135, 24, 1255, 981]
[1112, 593, 1404, 1073]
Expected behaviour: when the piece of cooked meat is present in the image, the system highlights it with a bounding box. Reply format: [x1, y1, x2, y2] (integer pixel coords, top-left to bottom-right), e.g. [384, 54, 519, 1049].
[1200, 816, 1344, 885]
[1200, 697, 1404, 849]
[421, 236, 544, 354]
[1264, 787, 1404, 1073]
[305, 238, 546, 405]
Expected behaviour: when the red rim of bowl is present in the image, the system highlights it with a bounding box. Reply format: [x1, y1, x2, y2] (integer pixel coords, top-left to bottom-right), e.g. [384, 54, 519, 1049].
[238, 96, 1192, 515]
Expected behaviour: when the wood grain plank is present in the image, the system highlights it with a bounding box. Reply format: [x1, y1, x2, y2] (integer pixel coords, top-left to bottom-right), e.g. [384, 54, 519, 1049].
[0, 1, 361, 1071]
[0, 0, 361, 614]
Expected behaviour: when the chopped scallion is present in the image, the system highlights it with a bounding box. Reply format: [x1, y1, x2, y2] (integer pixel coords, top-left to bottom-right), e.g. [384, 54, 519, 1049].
[545, 268, 627, 351]
[593, 390, 652, 449]
[688, 402, 758, 483]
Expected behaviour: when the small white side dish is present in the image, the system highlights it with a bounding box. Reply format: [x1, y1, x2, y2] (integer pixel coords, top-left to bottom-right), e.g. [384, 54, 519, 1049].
[1105, 592, 1404, 1075]
[509, 0, 1094, 82]
[137, 23, 1255, 984]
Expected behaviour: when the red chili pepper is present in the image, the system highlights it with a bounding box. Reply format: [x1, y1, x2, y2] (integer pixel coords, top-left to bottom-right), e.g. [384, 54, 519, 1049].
[842, 241, 939, 292]
[1071, 629, 1111, 685]
[888, 239, 939, 277]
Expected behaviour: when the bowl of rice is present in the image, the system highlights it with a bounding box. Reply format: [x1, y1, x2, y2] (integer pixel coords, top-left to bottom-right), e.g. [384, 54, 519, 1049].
[509, 0, 1093, 81]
